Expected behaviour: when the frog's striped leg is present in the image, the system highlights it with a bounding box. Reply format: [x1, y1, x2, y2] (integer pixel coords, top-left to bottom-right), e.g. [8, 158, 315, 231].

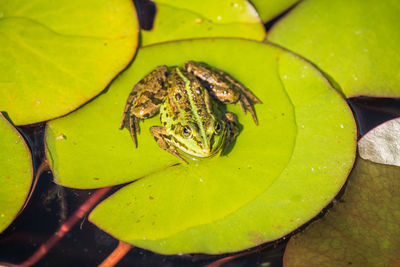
[120, 66, 169, 147]
[185, 61, 261, 125]
[149, 126, 188, 164]
[221, 72, 261, 125]
[221, 112, 239, 155]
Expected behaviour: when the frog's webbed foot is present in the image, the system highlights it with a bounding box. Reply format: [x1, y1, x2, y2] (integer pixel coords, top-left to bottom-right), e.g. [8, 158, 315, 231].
[120, 94, 141, 147]
[218, 70, 261, 126]
[120, 65, 169, 147]
[150, 126, 188, 164]
[185, 61, 261, 125]
[221, 112, 239, 155]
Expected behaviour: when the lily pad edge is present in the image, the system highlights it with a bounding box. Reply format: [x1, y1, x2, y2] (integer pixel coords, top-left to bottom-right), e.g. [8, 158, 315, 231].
[0, 112, 34, 232]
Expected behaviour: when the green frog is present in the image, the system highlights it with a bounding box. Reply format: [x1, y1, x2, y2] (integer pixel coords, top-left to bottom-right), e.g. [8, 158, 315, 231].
[120, 61, 261, 163]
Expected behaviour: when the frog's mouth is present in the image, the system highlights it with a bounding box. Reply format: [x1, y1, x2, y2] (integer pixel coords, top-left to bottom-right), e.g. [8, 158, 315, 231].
[177, 129, 227, 161]
[178, 146, 223, 162]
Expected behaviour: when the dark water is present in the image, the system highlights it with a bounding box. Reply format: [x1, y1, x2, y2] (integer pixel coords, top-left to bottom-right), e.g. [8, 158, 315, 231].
[1, 1, 400, 266]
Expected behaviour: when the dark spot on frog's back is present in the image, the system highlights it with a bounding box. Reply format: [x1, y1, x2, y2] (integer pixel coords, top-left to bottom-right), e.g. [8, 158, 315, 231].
[175, 93, 182, 100]
[142, 91, 154, 99]
[197, 109, 202, 115]
[152, 98, 163, 105]
[184, 107, 191, 112]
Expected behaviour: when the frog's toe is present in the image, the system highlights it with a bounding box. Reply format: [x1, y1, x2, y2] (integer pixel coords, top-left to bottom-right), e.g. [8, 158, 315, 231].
[239, 95, 258, 125]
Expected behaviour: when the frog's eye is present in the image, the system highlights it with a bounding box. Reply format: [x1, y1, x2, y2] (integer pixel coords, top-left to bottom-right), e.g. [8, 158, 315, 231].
[182, 126, 192, 138]
[214, 121, 222, 133]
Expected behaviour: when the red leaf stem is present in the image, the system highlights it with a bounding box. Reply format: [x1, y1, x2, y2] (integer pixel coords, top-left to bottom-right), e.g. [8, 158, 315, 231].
[16, 186, 112, 267]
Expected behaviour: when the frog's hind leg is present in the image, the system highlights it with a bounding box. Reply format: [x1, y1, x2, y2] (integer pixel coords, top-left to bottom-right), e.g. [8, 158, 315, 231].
[221, 112, 239, 155]
[149, 126, 188, 164]
[120, 65, 169, 147]
[221, 73, 261, 125]
[185, 61, 261, 125]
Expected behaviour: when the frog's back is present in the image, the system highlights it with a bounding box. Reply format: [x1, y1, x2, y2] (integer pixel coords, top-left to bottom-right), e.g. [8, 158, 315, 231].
[162, 69, 212, 124]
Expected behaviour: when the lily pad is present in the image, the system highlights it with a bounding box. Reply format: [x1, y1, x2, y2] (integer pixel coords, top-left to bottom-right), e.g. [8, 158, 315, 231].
[141, 0, 265, 46]
[358, 118, 400, 167]
[0, 113, 33, 232]
[283, 156, 400, 266]
[267, 0, 400, 97]
[249, 0, 299, 22]
[0, 0, 139, 125]
[47, 38, 356, 253]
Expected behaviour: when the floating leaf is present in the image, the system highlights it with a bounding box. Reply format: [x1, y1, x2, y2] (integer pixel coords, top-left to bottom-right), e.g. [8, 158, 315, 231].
[0, 0, 139, 125]
[284, 156, 400, 266]
[267, 0, 400, 97]
[249, 0, 299, 22]
[141, 0, 265, 46]
[0, 114, 33, 232]
[45, 38, 352, 253]
[358, 118, 400, 167]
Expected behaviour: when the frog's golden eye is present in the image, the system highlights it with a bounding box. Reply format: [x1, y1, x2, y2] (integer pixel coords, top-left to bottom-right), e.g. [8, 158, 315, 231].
[214, 121, 222, 133]
[182, 125, 192, 138]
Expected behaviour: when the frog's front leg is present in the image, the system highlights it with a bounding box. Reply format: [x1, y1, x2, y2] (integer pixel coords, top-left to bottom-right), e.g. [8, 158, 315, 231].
[221, 112, 239, 155]
[185, 61, 261, 125]
[149, 126, 188, 164]
[120, 66, 168, 147]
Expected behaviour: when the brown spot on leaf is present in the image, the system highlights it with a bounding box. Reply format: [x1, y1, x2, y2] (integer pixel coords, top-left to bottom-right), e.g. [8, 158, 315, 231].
[248, 231, 265, 246]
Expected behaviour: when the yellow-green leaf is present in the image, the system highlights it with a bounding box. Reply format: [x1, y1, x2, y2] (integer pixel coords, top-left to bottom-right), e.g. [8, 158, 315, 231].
[267, 0, 400, 97]
[43, 38, 356, 254]
[141, 0, 265, 46]
[0, 0, 139, 125]
[0, 113, 33, 232]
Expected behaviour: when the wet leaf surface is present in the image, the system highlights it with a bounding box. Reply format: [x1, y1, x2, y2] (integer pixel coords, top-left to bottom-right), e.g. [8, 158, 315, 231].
[141, 0, 265, 46]
[249, 0, 299, 22]
[267, 0, 400, 97]
[358, 118, 400, 167]
[0, 0, 139, 125]
[47, 38, 354, 253]
[0, 113, 33, 232]
[284, 156, 400, 267]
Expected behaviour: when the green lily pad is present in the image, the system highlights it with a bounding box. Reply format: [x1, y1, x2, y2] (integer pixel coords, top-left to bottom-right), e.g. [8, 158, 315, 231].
[0, 0, 139, 125]
[249, 0, 299, 22]
[49, 38, 356, 253]
[141, 0, 265, 46]
[283, 156, 400, 266]
[0, 113, 33, 232]
[267, 0, 400, 97]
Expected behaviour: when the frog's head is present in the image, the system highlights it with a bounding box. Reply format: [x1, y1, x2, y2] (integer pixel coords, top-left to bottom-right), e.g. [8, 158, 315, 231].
[171, 118, 227, 159]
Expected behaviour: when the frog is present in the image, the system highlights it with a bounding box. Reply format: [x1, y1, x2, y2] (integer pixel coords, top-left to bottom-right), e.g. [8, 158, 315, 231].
[120, 61, 261, 163]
